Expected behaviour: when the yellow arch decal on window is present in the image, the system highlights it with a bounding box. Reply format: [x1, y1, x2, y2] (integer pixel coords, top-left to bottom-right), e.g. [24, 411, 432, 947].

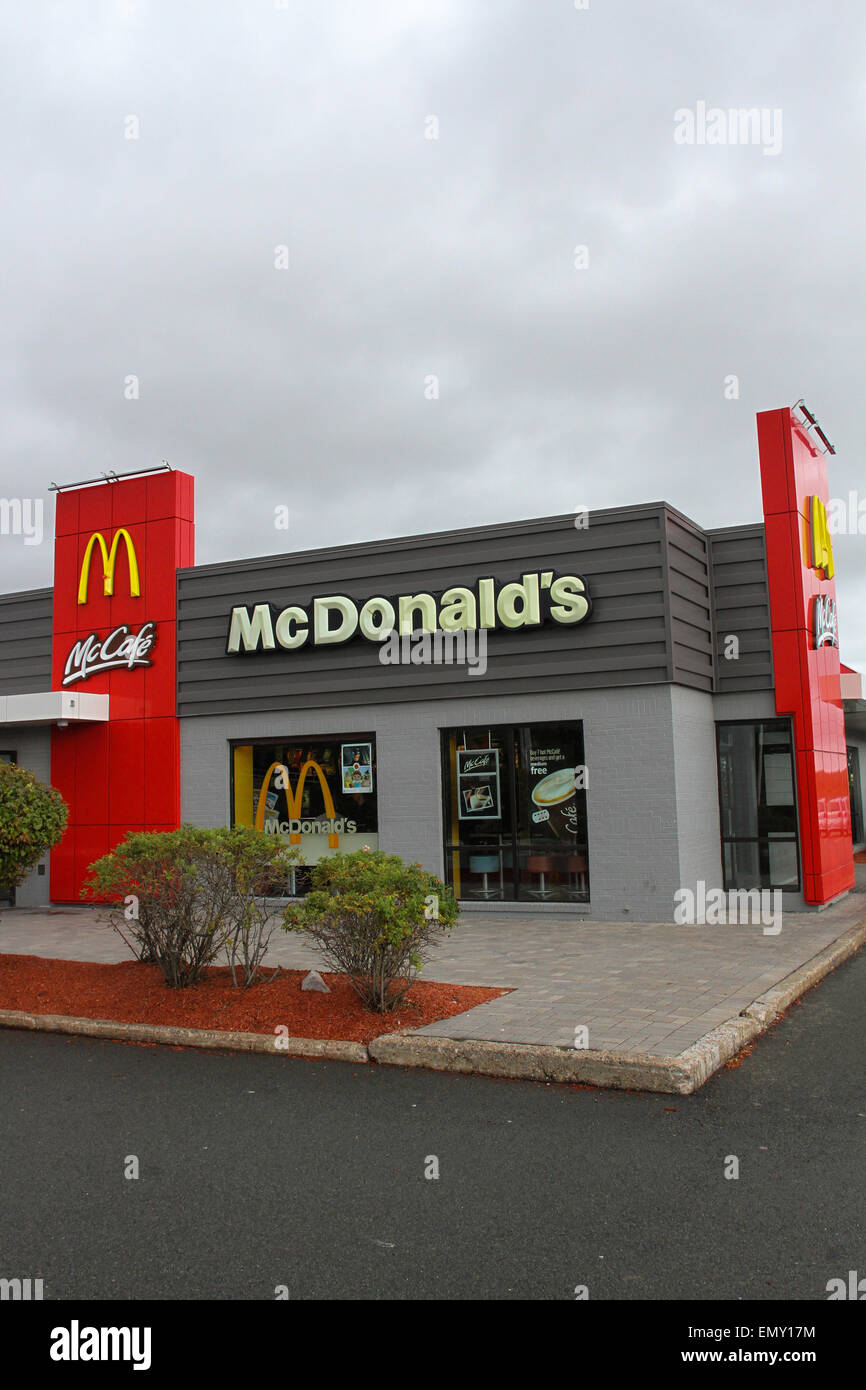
[254, 759, 339, 848]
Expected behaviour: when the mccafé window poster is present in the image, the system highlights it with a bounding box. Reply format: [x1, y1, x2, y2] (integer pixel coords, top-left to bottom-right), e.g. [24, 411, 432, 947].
[456, 748, 501, 820]
[523, 736, 583, 840]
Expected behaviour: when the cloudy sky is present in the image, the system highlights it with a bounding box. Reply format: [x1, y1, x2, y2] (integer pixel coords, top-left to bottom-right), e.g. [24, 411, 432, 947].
[2, 1, 865, 660]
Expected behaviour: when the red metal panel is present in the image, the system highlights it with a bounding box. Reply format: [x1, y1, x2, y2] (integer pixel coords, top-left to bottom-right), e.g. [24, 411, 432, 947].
[105, 667, 142, 720]
[72, 723, 110, 826]
[110, 476, 148, 527]
[76, 483, 112, 536]
[49, 828, 76, 901]
[49, 469, 195, 900]
[75, 824, 112, 897]
[761, 512, 801, 634]
[141, 638, 177, 718]
[144, 718, 180, 824]
[144, 518, 181, 623]
[54, 489, 79, 539]
[758, 406, 854, 904]
[108, 721, 146, 824]
[145, 469, 183, 522]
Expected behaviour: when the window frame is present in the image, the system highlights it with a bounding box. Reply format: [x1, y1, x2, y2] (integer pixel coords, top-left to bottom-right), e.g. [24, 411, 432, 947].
[439, 721, 590, 903]
[715, 717, 801, 892]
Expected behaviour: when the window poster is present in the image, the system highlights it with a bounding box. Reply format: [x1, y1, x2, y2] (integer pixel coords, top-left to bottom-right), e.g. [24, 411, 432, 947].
[456, 747, 501, 820]
[341, 743, 374, 793]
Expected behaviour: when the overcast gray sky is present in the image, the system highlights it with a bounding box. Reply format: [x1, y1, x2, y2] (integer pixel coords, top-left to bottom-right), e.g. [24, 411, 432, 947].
[2, 1, 865, 661]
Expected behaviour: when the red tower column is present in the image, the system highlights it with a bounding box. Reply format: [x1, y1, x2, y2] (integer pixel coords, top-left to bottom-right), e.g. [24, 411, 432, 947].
[757, 407, 853, 903]
[50, 471, 194, 901]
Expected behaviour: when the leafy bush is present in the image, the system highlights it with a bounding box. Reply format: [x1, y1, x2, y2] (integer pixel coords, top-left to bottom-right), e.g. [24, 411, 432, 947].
[83, 825, 295, 989]
[283, 848, 459, 1011]
[0, 763, 68, 900]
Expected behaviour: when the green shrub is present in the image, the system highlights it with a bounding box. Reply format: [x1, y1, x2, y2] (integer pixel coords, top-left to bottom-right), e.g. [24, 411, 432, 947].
[0, 763, 67, 899]
[283, 848, 459, 1011]
[83, 825, 295, 988]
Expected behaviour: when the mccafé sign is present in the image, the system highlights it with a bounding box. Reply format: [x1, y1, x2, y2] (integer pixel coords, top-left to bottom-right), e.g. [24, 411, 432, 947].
[227, 569, 591, 653]
[62, 528, 158, 685]
[63, 621, 156, 686]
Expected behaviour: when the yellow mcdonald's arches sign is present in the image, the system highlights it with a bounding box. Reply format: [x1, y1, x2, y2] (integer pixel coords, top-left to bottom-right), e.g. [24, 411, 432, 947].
[808, 495, 835, 581]
[254, 760, 340, 848]
[78, 529, 141, 604]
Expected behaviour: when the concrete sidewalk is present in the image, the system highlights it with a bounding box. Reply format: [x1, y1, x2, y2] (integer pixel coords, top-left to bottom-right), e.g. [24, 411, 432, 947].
[1, 894, 864, 1072]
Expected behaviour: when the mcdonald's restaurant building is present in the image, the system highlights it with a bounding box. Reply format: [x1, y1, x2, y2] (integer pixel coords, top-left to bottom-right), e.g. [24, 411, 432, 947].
[1, 405, 865, 922]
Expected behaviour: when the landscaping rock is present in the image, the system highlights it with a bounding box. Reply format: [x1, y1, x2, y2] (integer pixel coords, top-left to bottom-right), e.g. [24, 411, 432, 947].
[301, 970, 331, 993]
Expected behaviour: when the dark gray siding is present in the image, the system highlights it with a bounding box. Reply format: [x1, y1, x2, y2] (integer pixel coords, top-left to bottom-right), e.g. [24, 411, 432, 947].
[177, 506, 673, 717]
[665, 510, 714, 692]
[0, 512, 776, 715]
[0, 588, 53, 695]
[708, 526, 773, 692]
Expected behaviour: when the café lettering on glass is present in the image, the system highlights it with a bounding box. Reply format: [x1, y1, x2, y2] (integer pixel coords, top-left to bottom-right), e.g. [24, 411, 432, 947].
[62, 527, 158, 685]
[226, 569, 591, 653]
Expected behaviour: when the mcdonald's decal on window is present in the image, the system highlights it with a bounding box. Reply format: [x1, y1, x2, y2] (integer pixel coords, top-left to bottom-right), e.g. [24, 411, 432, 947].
[232, 739, 378, 864]
[808, 496, 835, 580]
[255, 759, 346, 845]
[78, 529, 141, 604]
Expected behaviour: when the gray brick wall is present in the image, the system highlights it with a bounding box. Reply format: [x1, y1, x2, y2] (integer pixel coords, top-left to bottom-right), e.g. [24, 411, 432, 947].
[670, 685, 723, 900]
[181, 684, 706, 922]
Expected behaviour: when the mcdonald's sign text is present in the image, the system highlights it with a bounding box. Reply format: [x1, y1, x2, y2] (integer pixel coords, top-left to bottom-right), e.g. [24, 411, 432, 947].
[264, 817, 357, 837]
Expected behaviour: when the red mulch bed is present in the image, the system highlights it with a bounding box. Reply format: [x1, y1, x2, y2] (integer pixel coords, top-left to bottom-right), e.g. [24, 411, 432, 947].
[0, 954, 507, 1045]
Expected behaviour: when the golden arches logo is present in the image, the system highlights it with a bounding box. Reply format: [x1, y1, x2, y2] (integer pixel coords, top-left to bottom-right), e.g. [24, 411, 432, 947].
[254, 760, 339, 848]
[77, 529, 141, 605]
[808, 495, 835, 581]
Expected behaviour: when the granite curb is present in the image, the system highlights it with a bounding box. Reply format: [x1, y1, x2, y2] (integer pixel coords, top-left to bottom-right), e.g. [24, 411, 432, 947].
[369, 916, 866, 1093]
[0, 1009, 369, 1063]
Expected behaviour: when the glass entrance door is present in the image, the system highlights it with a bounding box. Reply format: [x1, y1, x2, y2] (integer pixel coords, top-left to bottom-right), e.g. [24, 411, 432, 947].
[441, 722, 589, 903]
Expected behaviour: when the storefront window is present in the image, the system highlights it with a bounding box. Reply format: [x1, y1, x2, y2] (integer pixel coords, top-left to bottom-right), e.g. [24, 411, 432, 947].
[231, 736, 378, 894]
[441, 723, 589, 902]
[716, 720, 800, 890]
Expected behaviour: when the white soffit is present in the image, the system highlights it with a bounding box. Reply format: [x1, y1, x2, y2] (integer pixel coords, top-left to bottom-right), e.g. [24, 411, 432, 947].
[0, 692, 110, 725]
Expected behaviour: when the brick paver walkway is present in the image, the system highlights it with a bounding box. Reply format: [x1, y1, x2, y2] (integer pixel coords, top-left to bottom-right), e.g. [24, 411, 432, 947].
[2, 894, 864, 1058]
